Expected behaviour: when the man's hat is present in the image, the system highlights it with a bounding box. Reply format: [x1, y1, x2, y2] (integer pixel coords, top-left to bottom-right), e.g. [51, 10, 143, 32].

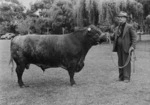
[118, 11, 128, 18]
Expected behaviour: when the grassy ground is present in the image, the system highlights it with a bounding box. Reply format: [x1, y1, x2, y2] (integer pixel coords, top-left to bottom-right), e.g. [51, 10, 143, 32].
[0, 36, 150, 105]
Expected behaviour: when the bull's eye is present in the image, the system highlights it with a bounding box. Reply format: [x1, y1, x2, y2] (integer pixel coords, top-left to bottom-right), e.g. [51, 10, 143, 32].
[96, 33, 99, 37]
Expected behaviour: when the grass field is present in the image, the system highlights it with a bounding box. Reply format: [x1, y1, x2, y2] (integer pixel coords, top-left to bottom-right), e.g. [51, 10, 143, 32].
[0, 37, 150, 105]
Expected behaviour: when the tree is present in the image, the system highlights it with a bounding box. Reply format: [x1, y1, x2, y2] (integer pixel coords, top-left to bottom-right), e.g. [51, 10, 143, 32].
[0, 22, 10, 35]
[0, 0, 25, 34]
[136, 0, 150, 18]
[50, 0, 74, 34]
[28, 0, 75, 34]
[145, 15, 150, 34]
[73, 0, 143, 27]
[16, 16, 33, 34]
[4, 0, 144, 35]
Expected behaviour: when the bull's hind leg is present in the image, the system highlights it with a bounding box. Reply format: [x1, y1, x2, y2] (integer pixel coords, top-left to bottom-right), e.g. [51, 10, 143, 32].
[16, 64, 27, 88]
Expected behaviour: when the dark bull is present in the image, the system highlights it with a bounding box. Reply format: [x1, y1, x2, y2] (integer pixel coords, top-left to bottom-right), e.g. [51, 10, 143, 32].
[9, 25, 105, 87]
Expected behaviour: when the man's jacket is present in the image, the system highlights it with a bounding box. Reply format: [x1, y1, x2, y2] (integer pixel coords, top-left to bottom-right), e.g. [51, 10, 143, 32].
[112, 23, 137, 53]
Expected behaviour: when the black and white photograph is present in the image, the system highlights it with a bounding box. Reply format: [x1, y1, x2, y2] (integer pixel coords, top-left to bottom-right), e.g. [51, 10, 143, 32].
[0, 0, 150, 105]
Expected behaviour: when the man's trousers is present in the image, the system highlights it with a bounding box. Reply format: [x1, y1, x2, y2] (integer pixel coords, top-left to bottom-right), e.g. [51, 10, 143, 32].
[117, 45, 131, 80]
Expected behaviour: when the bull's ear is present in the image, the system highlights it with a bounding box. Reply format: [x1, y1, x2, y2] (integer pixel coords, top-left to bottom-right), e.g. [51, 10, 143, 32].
[87, 27, 91, 31]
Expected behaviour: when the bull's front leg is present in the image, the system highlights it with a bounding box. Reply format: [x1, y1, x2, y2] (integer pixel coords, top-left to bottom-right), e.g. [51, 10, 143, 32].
[68, 71, 76, 86]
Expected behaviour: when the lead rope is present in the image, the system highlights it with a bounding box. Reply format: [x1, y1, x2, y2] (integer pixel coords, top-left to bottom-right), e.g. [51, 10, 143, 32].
[132, 49, 136, 73]
[107, 34, 136, 72]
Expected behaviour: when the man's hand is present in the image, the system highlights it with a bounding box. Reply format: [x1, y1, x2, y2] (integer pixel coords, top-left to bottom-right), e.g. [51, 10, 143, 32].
[129, 46, 134, 53]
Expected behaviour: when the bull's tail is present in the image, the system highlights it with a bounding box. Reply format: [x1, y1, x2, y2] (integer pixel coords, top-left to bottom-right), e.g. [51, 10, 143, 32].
[9, 54, 14, 75]
[9, 42, 14, 75]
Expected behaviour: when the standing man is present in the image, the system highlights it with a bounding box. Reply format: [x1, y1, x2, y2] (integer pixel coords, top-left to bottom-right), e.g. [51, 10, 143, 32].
[112, 11, 137, 83]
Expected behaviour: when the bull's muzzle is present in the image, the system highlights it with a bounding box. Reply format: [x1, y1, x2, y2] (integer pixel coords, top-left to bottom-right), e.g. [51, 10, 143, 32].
[98, 33, 108, 44]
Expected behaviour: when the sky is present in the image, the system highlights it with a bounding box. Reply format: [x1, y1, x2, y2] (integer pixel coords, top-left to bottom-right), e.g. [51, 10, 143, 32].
[18, 0, 38, 8]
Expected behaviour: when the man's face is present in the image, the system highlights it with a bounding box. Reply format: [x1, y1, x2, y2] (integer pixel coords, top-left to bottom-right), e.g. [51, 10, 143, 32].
[118, 16, 127, 24]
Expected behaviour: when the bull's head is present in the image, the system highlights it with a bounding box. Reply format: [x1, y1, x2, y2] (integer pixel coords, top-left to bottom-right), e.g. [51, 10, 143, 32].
[86, 25, 108, 45]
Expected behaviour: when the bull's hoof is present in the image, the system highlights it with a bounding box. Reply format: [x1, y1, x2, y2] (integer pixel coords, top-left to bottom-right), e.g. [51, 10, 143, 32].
[19, 84, 29, 88]
[70, 81, 76, 86]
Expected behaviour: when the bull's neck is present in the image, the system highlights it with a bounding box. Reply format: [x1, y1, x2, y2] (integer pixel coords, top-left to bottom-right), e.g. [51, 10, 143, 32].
[71, 30, 92, 51]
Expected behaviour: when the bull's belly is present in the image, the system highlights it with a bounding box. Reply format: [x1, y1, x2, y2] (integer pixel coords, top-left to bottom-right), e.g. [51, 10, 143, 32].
[34, 63, 67, 70]
[26, 56, 75, 71]
[27, 56, 63, 68]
